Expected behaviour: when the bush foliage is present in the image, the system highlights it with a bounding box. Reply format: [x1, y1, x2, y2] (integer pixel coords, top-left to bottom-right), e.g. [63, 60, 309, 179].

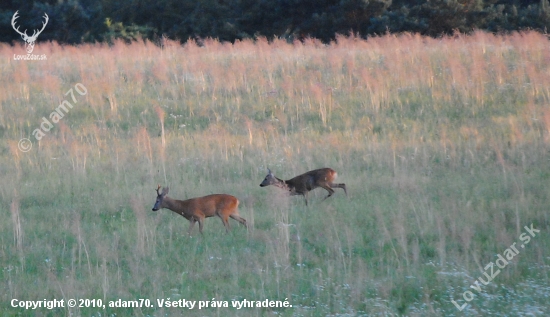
[1, 0, 550, 44]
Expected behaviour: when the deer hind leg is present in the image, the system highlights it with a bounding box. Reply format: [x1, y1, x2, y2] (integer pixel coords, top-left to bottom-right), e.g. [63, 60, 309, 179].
[222, 216, 232, 233]
[188, 219, 197, 236]
[303, 192, 309, 206]
[330, 183, 347, 195]
[320, 185, 336, 200]
[230, 214, 248, 228]
[197, 217, 205, 235]
[217, 211, 232, 233]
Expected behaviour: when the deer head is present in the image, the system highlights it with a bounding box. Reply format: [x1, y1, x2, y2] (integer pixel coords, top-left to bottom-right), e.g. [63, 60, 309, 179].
[259, 168, 291, 191]
[152, 184, 169, 211]
[11, 11, 49, 54]
[259, 168, 277, 187]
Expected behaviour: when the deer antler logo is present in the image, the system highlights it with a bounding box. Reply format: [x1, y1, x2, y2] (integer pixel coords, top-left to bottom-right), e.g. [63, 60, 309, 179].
[11, 11, 49, 54]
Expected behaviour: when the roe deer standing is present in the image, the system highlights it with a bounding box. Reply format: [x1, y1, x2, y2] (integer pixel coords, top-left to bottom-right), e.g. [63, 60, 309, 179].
[259, 168, 347, 205]
[152, 185, 247, 235]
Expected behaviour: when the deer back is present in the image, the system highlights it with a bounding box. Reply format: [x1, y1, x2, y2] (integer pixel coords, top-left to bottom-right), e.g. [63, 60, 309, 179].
[286, 168, 337, 193]
[154, 185, 239, 216]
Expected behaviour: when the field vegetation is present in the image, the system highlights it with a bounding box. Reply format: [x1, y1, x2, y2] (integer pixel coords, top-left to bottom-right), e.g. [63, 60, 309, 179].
[0, 31, 549, 316]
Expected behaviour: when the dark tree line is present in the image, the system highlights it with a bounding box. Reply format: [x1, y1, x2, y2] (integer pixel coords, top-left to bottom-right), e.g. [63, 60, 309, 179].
[1, 0, 549, 45]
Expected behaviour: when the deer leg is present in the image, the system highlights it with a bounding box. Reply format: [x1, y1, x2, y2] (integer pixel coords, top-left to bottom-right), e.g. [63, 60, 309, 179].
[321, 185, 335, 200]
[197, 218, 205, 235]
[188, 219, 196, 236]
[220, 215, 231, 233]
[215, 209, 232, 233]
[230, 214, 248, 228]
[303, 192, 309, 206]
[330, 183, 347, 196]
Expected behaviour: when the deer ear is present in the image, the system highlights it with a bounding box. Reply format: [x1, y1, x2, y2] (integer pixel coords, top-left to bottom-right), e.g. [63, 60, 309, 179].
[267, 168, 272, 175]
[162, 187, 169, 196]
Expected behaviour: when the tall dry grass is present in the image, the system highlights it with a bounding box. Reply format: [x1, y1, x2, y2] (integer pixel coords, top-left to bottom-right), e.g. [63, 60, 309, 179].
[0, 31, 549, 315]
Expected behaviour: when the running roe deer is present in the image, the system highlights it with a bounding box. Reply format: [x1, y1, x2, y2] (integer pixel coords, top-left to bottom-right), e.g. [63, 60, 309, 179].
[152, 185, 247, 235]
[259, 168, 347, 205]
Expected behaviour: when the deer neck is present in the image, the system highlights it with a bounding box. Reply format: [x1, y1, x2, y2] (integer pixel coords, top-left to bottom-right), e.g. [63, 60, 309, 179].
[161, 196, 186, 214]
[273, 177, 293, 192]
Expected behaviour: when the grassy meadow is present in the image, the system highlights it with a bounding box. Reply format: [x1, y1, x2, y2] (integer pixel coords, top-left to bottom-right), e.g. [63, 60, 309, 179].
[0, 31, 549, 316]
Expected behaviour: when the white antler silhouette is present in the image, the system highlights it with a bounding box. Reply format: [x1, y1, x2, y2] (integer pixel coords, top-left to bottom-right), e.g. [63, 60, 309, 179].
[11, 11, 49, 54]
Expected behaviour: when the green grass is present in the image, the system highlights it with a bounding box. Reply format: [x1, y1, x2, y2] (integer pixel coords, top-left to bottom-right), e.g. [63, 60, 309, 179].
[0, 32, 549, 316]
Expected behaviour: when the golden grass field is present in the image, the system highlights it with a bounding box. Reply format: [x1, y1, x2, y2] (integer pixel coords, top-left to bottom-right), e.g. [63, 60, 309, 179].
[0, 31, 549, 316]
